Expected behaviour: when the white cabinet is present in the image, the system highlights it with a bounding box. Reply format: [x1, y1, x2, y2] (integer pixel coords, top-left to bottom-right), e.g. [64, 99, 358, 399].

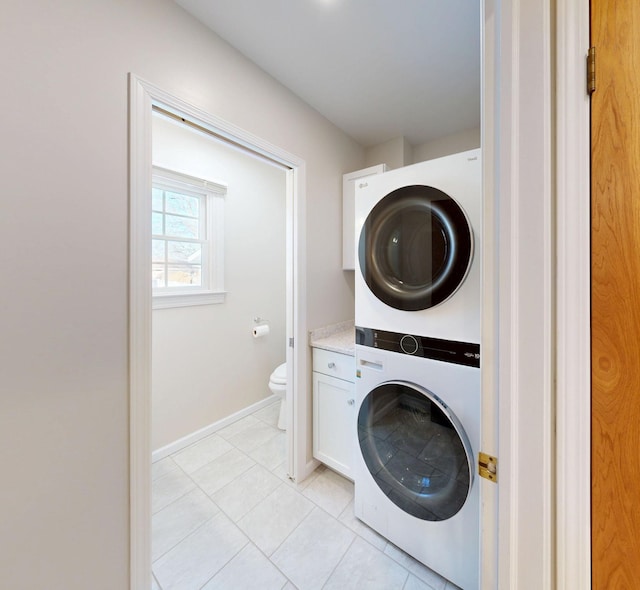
[312, 348, 356, 479]
[342, 164, 387, 270]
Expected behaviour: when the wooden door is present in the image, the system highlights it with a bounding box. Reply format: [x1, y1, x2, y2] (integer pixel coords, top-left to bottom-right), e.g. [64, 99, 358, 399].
[591, 0, 640, 586]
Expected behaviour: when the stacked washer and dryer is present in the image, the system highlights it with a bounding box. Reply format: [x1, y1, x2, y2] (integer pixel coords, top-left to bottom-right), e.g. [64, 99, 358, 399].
[353, 149, 481, 590]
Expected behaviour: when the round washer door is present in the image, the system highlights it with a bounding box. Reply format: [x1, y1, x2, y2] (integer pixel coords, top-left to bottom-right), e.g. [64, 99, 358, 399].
[357, 381, 474, 521]
[358, 185, 473, 311]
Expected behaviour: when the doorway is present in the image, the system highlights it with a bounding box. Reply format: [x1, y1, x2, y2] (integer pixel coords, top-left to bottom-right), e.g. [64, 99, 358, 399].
[129, 75, 307, 589]
[149, 109, 289, 455]
[127, 0, 573, 584]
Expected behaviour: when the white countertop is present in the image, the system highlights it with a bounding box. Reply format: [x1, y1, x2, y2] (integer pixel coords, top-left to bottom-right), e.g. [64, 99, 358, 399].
[309, 320, 355, 356]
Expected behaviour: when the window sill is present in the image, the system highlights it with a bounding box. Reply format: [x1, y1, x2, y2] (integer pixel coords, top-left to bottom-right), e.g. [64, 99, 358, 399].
[152, 291, 226, 310]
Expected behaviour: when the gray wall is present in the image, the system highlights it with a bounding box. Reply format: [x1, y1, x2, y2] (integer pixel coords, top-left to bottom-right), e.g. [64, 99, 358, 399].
[363, 128, 481, 170]
[412, 127, 481, 163]
[0, 1, 364, 587]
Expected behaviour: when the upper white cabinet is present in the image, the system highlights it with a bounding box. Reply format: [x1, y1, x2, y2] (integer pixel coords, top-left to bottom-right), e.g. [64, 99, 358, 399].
[342, 164, 387, 270]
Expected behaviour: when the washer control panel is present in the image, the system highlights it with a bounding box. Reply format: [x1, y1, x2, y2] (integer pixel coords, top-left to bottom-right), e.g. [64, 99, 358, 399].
[399, 334, 419, 355]
[356, 326, 480, 368]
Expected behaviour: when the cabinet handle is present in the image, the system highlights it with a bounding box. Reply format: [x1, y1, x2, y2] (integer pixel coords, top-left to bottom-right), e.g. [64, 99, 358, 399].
[347, 399, 355, 405]
[328, 362, 336, 369]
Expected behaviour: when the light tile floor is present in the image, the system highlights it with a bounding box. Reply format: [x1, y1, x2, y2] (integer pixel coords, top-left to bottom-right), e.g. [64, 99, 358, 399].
[152, 400, 461, 590]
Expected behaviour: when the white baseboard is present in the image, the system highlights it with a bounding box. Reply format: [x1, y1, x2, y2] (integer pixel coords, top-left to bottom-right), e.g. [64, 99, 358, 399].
[152, 395, 280, 463]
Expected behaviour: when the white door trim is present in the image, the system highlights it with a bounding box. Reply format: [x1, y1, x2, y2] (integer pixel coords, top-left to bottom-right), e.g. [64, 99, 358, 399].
[492, 1, 591, 586]
[480, 1, 498, 587]
[556, 0, 591, 588]
[128, 74, 308, 589]
[490, 0, 555, 587]
[129, 72, 153, 590]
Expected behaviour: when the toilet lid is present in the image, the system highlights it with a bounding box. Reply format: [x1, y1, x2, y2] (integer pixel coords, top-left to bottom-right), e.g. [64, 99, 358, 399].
[271, 362, 287, 385]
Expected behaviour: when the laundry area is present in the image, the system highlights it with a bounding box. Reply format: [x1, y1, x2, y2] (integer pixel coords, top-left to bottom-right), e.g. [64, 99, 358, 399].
[151, 148, 482, 589]
[146, 1, 484, 587]
[3, 0, 565, 589]
[353, 151, 482, 589]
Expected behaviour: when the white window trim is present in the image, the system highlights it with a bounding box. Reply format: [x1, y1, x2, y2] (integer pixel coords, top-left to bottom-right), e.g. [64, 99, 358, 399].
[151, 165, 227, 309]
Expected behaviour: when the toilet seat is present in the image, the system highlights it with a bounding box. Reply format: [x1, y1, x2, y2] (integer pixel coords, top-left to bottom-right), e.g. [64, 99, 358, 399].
[268, 362, 287, 431]
[270, 363, 287, 385]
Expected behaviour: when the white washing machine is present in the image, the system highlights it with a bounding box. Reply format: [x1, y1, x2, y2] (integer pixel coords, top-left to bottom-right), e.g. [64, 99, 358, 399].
[355, 149, 481, 343]
[354, 327, 480, 590]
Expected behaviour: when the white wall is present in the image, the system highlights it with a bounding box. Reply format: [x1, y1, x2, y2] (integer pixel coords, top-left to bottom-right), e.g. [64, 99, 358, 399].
[152, 115, 287, 451]
[413, 127, 481, 163]
[0, 1, 364, 587]
[364, 136, 414, 169]
[362, 128, 481, 172]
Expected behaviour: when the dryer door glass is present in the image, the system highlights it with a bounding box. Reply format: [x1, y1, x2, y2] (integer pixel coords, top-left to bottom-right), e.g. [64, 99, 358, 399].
[358, 382, 473, 521]
[358, 185, 473, 311]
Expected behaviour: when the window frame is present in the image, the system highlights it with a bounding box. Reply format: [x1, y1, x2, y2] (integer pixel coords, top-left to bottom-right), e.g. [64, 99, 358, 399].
[151, 166, 226, 309]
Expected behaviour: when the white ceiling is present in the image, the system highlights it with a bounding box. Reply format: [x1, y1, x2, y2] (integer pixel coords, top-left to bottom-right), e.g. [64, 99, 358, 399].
[175, 0, 481, 148]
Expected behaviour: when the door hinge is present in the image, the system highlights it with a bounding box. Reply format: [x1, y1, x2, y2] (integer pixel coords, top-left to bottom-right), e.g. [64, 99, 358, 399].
[478, 452, 498, 483]
[587, 46, 596, 95]
[289, 337, 294, 348]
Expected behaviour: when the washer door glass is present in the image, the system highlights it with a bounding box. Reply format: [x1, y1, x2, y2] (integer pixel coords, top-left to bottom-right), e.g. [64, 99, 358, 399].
[358, 185, 473, 311]
[358, 381, 473, 521]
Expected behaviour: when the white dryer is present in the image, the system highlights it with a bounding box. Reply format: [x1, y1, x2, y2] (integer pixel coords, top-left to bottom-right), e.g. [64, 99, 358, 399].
[354, 327, 480, 589]
[355, 149, 481, 343]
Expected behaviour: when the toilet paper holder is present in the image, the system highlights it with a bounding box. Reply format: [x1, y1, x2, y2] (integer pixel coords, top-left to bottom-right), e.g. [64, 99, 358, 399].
[252, 321, 270, 339]
[254, 317, 269, 325]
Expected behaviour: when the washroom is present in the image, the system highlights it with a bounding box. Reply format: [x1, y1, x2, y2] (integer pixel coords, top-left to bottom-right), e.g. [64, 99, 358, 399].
[151, 110, 288, 457]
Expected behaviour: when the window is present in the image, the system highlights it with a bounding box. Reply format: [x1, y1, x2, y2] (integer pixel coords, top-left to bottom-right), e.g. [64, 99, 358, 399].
[152, 166, 226, 308]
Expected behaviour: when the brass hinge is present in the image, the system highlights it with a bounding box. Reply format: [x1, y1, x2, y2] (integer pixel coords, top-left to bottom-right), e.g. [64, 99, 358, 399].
[478, 452, 498, 483]
[587, 47, 596, 95]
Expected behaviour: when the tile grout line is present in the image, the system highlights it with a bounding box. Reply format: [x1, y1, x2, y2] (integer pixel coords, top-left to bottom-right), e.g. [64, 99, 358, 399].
[152, 445, 255, 567]
[247, 537, 303, 589]
[157, 402, 413, 590]
[181, 445, 256, 502]
[318, 534, 359, 590]
[151, 460, 198, 518]
[158, 421, 296, 585]
[198, 441, 300, 588]
[194, 537, 251, 590]
[262, 499, 317, 560]
[152, 513, 219, 567]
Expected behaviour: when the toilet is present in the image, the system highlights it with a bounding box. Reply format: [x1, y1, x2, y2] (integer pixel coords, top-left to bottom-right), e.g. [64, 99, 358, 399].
[268, 362, 287, 430]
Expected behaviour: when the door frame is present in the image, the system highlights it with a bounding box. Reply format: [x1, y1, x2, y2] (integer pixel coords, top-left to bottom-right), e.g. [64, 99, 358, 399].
[128, 74, 307, 590]
[126, 0, 592, 585]
[485, 0, 586, 587]
[482, 0, 568, 590]
[556, 0, 591, 587]
[490, 0, 591, 586]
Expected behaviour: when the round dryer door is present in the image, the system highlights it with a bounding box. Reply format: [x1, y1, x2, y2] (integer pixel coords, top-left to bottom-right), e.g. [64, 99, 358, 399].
[357, 381, 474, 521]
[358, 185, 473, 311]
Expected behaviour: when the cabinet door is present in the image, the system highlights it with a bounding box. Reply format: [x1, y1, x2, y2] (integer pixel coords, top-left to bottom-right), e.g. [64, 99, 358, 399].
[313, 371, 355, 479]
[343, 164, 387, 270]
